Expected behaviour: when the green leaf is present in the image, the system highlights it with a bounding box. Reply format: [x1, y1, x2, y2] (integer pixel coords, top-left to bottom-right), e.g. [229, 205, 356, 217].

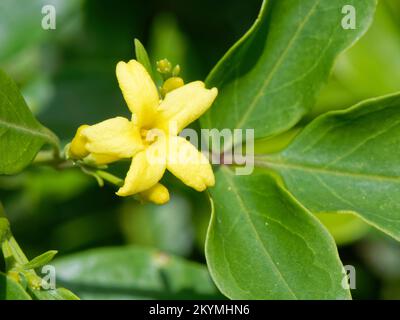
[0, 272, 31, 300]
[53, 246, 223, 300]
[22, 250, 58, 270]
[316, 0, 400, 114]
[206, 167, 349, 299]
[258, 93, 400, 240]
[134, 39, 155, 81]
[28, 288, 79, 300]
[201, 0, 377, 146]
[0, 69, 59, 174]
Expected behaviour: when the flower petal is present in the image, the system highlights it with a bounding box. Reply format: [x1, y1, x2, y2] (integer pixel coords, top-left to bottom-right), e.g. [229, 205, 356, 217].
[140, 183, 170, 204]
[86, 153, 121, 165]
[117, 138, 167, 196]
[116, 60, 159, 128]
[166, 135, 215, 191]
[155, 81, 218, 134]
[82, 117, 143, 159]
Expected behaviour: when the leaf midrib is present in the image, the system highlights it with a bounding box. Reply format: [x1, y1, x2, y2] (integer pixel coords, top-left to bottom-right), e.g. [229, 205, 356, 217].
[0, 89, 50, 142]
[234, 0, 321, 130]
[257, 156, 400, 183]
[0, 118, 49, 142]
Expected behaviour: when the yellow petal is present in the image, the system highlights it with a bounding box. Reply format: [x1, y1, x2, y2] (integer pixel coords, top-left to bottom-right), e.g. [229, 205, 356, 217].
[166, 135, 215, 191]
[86, 153, 121, 165]
[116, 60, 159, 128]
[117, 138, 167, 196]
[69, 125, 90, 159]
[82, 117, 143, 159]
[140, 183, 170, 204]
[155, 81, 218, 134]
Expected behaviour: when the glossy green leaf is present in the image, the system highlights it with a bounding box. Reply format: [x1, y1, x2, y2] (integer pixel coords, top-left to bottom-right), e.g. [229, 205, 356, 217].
[206, 167, 349, 299]
[22, 250, 58, 270]
[0, 69, 58, 174]
[0, 272, 31, 300]
[201, 0, 376, 146]
[316, 0, 400, 114]
[53, 246, 222, 300]
[258, 93, 400, 240]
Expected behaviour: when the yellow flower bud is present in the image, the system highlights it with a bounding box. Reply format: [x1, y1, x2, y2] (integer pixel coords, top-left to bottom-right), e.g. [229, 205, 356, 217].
[172, 64, 181, 77]
[156, 59, 172, 74]
[69, 124, 90, 159]
[140, 183, 170, 204]
[161, 77, 184, 97]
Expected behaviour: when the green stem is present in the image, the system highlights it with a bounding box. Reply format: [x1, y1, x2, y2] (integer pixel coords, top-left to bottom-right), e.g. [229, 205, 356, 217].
[32, 150, 124, 188]
[96, 170, 124, 187]
[1, 240, 14, 271]
[33, 150, 75, 169]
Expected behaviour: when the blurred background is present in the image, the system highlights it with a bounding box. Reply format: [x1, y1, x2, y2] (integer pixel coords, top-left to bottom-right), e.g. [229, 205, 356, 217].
[1, 0, 400, 299]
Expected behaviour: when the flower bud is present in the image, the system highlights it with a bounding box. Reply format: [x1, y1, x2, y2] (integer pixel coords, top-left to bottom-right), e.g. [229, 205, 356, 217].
[161, 77, 184, 97]
[156, 59, 172, 75]
[69, 125, 90, 159]
[172, 64, 181, 77]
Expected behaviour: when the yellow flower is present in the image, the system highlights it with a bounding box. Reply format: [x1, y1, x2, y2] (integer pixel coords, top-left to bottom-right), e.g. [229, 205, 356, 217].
[69, 59, 218, 204]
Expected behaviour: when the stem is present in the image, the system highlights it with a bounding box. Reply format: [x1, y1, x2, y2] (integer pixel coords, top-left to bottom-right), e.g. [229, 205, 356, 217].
[96, 170, 124, 187]
[33, 150, 75, 169]
[1, 240, 14, 271]
[32, 150, 124, 188]
[32, 150, 56, 164]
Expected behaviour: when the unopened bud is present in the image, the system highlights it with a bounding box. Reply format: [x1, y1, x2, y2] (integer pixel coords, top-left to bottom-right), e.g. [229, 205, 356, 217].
[172, 64, 181, 77]
[156, 59, 172, 75]
[69, 124, 90, 159]
[161, 77, 184, 97]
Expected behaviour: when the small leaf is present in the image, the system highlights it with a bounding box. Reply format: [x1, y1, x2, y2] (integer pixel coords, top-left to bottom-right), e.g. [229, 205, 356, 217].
[53, 245, 223, 300]
[206, 167, 350, 299]
[29, 288, 80, 300]
[201, 0, 377, 146]
[258, 92, 400, 240]
[0, 272, 31, 300]
[22, 250, 58, 270]
[134, 38, 155, 81]
[0, 69, 59, 175]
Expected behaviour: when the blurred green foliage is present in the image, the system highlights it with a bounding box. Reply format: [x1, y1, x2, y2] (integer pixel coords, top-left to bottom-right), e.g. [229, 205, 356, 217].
[1, 0, 400, 299]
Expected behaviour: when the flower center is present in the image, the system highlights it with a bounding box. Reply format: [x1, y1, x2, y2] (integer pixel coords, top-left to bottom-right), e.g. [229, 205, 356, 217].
[141, 128, 162, 146]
